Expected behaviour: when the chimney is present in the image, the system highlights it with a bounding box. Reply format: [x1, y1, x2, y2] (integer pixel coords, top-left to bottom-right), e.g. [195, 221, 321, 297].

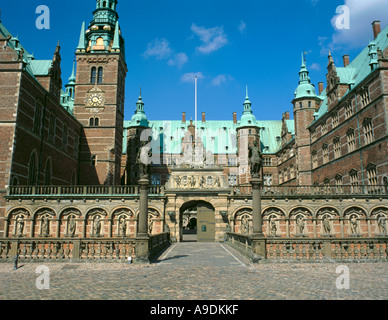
[202, 112, 206, 123]
[285, 111, 290, 120]
[182, 112, 186, 123]
[233, 112, 237, 124]
[343, 55, 350, 67]
[318, 82, 324, 95]
[372, 20, 381, 39]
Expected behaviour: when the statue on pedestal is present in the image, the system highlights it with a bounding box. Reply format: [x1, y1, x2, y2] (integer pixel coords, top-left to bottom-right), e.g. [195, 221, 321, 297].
[137, 142, 152, 180]
[248, 140, 263, 179]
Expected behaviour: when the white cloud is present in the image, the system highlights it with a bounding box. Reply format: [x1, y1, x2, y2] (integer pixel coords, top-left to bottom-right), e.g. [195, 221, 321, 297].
[181, 72, 205, 83]
[322, 0, 388, 54]
[238, 20, 247, 34]
[143, 38, 172, 60]
[144, 39, 188, 68]
[167, 53, 188, 68]
[309, 63, 321, 71]
[191, 23, 229, 54]
[211, 74, 234, 86]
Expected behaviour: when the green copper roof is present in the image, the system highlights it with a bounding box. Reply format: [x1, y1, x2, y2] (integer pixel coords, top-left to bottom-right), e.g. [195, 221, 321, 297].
[238, 86, 259, 128]
[312, 23, 388, 125]
[123, 119, 292, 155]
[294, 53, 318, 100]
[30, 60, 52, 76]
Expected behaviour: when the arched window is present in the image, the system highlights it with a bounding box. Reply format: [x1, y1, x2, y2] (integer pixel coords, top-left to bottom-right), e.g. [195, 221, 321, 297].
[91, 67, 97, 84]
[89, 117, 100, 127]
[97, 67, 103, 84]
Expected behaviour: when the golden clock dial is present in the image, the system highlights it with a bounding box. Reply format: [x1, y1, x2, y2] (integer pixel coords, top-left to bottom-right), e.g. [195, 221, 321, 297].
[87, 93, 103, 107]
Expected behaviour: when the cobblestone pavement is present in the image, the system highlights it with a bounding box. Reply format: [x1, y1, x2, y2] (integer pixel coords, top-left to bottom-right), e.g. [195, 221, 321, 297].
[0, 242, 387, 300]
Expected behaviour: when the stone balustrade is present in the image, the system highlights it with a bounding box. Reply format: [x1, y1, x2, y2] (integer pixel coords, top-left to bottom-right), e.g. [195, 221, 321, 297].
[232, 185, 388, 197]
[226, 232, 388, 262]
[0, 233, 170, 263]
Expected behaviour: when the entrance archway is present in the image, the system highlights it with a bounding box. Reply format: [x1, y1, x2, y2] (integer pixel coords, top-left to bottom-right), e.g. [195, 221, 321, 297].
[180, 201, 215, 242]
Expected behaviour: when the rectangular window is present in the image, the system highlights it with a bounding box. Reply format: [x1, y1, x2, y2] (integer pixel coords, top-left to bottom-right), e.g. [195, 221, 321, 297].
[332, 112, 339, 128]
[363, 119, 374, 145]
[334, 137, 341, 159]
[263, 157, 272, 166]
[345, 102, 353, 119]
[360, 87, 370, 108]
[335, 175, 343, 193]
[151, 174, 161, 185]
[350, 171, 359, 193]
[347, 129, 356, 153]
[91, 67, 96, 84]
[312, 151, 318, 169]
[228, 174, 237, 186]
[97, 67, 103, 84]
[323, 145, 329, 164]
[367, 165, 378, 193]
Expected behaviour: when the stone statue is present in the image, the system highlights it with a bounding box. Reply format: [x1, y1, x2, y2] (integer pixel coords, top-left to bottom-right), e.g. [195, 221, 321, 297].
[68, 215, 76, 237]
[350, 215, 358, 234]
[377, 215, 387, 234]
[296, 216, 305, 235]
[241, 216, 249, 234]
[248, 140, 263, 178]
[215, 177, 221, 188]
[323, 215, 331, 235]
[41, 216, 50, 237]
[269, 216, 277, 237]
[119, 216, 127, 237]
[136, 142, 152, 179]
[16, 216, 24, 237]
[93, 216, 101, 237]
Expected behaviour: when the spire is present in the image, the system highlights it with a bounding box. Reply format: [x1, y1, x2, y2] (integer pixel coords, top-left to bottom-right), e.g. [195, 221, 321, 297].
[136, 86, 145, 113]
[299, 52, 311, 85]
[76, 22, 86, 52]
[243, 86, 252, 114]
[112, 20, 121, 51]
[68, 60, 76, 83]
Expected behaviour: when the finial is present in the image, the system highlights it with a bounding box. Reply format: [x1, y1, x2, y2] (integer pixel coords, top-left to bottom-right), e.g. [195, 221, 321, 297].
[246, 85, 249, 99]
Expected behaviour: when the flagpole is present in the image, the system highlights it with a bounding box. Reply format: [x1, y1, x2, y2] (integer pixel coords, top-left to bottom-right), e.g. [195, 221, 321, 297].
[195, 76, 198, 144]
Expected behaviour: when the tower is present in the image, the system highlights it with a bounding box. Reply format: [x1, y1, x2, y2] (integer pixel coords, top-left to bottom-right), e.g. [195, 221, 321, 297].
[73, 0, 127, 185]
[237, 87, 261, 184]
[125, 90, 150, 185]
[292, 53, 322, 186]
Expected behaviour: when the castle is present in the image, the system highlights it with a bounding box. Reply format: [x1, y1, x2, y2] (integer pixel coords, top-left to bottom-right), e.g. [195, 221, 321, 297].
[0, 1, 387, 246]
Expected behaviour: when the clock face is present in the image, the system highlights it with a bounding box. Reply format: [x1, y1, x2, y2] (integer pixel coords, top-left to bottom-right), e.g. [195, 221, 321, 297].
[87, 93, 103, 107]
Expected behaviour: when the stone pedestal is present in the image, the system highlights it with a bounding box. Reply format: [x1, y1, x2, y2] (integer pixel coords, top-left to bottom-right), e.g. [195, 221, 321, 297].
[138, 178, 150, 239]
[251, 177, 264, 237]
[136, 178, 150, 263]
[251, 237, 267, 262]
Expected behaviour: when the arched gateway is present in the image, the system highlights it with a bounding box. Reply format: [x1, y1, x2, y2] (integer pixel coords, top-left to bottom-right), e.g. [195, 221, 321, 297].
[180, 201, 215, 242]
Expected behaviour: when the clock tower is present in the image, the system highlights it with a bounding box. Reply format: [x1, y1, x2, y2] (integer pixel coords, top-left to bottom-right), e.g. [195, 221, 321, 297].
[73, 0, 127, 185]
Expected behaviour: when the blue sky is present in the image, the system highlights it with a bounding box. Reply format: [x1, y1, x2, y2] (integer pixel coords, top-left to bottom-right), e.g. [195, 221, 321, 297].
[1, 0, 387, 122]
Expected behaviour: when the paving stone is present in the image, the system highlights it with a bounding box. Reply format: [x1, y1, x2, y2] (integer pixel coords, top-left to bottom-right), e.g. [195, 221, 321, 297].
[0, 243, 386, 300]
